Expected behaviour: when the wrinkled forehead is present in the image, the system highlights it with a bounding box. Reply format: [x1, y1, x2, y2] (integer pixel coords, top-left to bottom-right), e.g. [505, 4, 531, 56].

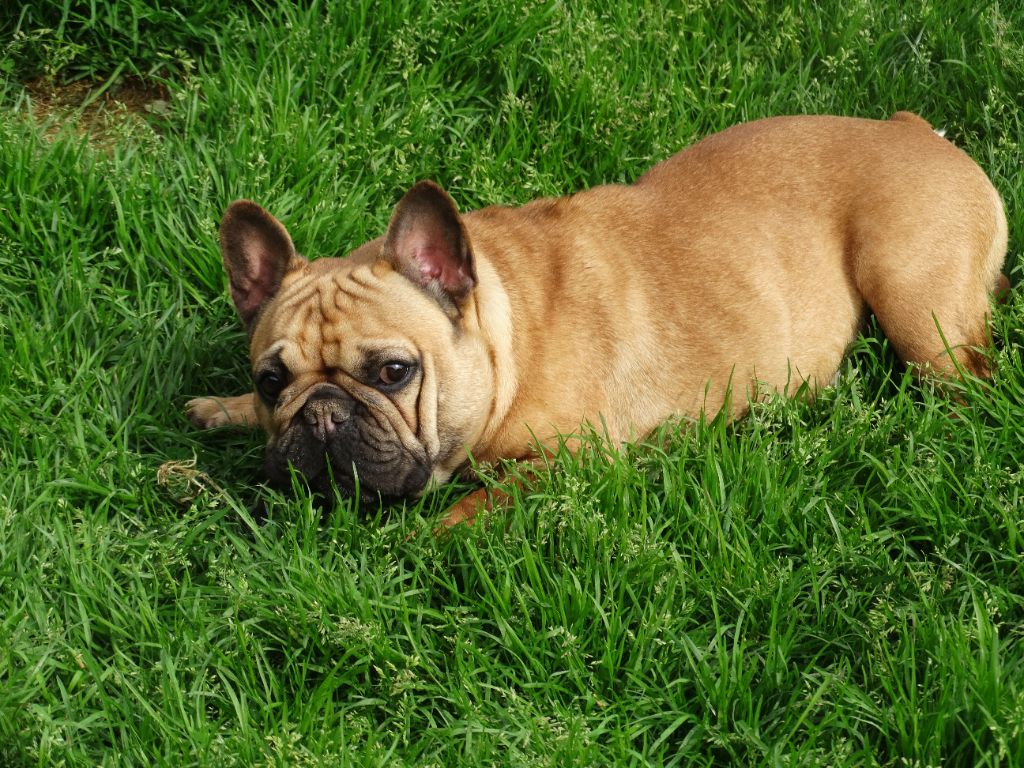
[250, 260, 445, 371]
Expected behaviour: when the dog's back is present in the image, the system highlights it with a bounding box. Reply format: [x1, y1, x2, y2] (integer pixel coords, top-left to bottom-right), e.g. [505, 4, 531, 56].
[463, 113, 1006, 451]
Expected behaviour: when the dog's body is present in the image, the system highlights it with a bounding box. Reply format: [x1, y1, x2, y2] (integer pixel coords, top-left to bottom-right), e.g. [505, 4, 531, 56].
[188, 112, 1008, 516]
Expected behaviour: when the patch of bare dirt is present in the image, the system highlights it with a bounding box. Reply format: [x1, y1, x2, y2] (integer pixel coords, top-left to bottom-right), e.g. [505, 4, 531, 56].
[23, 75, 171, 149]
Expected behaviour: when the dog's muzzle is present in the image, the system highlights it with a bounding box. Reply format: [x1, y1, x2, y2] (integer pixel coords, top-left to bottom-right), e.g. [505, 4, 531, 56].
[264, 385, 431, 500]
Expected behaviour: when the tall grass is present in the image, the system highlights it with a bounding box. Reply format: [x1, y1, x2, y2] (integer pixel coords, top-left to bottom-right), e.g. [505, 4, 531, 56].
[1, 1, 1022, 765]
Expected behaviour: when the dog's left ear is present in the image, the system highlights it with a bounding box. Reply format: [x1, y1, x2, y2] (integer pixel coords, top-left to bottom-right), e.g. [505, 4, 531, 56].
[381, 181, 477, 308]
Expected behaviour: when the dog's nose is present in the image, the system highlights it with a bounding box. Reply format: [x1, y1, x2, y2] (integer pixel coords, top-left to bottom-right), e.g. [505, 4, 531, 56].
[301, 389, 349, 443]
[303, 399, 346, 442]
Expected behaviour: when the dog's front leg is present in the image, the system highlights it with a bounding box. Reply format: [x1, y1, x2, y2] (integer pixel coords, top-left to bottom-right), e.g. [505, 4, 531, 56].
[186, 393, 258, 429]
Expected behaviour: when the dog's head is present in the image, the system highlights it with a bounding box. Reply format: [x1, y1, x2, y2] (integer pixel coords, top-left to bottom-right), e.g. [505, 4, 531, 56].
[220, 183, 495, 500]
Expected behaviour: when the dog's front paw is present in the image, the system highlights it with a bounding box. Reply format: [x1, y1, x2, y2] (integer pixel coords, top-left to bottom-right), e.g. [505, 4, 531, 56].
[437, 489, 489, 530]
[186, 394, 257, 429]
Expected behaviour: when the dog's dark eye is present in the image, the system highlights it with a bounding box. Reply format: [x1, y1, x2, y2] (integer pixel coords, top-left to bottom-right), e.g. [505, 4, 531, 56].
[257, 371, 286, 404]
[378, 362, 413, 388]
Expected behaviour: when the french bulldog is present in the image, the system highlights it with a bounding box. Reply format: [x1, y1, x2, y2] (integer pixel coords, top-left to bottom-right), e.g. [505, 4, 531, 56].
[187, 112, 1008, 525]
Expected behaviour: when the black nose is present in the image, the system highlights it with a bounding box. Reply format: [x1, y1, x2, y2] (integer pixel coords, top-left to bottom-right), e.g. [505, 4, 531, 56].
[300, 387, 350, 443]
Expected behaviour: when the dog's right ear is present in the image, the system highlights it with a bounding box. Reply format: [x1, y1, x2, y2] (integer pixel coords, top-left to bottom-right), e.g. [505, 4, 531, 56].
[219, 200, 305, 332]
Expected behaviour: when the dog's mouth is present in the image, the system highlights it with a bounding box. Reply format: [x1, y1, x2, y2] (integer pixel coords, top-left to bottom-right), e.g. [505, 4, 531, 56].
[274, 456, 432, 503]
[262, 398, 433, 502]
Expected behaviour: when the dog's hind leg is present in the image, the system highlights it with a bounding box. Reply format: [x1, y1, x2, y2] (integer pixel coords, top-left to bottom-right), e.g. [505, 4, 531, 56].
[854, 185, 1008, 379]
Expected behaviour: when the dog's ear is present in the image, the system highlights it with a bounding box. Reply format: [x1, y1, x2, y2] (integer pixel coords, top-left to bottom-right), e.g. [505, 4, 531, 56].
[219, 200, 306, 331]
[381, 181, 476, 310]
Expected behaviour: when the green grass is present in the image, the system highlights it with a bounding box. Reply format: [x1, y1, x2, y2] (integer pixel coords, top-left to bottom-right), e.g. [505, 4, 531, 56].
[2, 0, 1023, 765]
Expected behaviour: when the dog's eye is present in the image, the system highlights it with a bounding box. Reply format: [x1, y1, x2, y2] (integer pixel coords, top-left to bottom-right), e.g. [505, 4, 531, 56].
[378, 362, 413, 388]
[257, 371, 286, 403]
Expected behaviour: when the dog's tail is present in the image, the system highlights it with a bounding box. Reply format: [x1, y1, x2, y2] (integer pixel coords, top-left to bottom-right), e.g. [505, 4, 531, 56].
[889, 110, 933, 130]
[889, 110, 947, 138]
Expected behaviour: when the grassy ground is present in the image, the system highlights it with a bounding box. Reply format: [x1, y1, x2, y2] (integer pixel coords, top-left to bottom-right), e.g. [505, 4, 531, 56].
[1, 0, 1023, 765]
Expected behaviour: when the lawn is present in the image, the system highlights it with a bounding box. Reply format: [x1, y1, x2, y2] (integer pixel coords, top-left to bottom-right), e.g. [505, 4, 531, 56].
[1, 1, 1023, 765]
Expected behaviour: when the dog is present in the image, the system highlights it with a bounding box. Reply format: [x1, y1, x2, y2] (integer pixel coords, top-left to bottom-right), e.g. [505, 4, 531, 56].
[187, 112, 1008, 526]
